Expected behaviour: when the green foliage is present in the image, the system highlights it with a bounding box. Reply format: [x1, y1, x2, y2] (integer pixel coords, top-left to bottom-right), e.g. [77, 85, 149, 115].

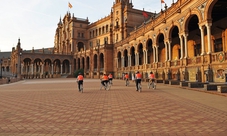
[74, 69, 84, 77]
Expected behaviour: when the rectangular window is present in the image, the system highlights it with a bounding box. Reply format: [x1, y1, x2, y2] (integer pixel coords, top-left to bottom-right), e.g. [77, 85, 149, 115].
[194, 44, 201, 56]
[214, 38, 223, 52]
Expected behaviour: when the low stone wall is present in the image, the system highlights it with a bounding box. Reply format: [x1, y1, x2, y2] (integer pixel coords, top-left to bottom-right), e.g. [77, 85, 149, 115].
[217, 85, 227, 93]
[169, 80, 180, 85]
[188, 82, 209, 88]
[0, 78, 20, 85]
[180, 81, 189, 87]
[163, 80, 169, 84]
[203, 84, 227, 91]
[156, 80, 163, 83]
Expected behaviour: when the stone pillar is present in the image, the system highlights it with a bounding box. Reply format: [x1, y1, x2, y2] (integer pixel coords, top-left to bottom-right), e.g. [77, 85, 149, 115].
[122, 57, 124, 68]
[70, 64, 72, 74]
[206, 23, 212, 54]
[116, 58, 118, 68]
[145, 50, 148, 64]
[183, 33, 188, 58]
[164, 42, 168, 61]
[156, 46, 159, 62]
[31, 63, 33, 75]
[200, 26, 205, 55]
[168, 41, 172, 61]
[128, 55, 131, 67]
[61, 64, 63, 74]
[153, 46, 156, 63]
[179, 35, 183, 59]
[51, 64, 54, 75]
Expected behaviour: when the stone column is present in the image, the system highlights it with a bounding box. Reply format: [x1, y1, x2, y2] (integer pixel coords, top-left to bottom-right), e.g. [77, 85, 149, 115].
[206, 23, 212, 54]
[153, 46, 156, 63]
[164, 42, 168, 61]
[156, 46, 159, 62]
[128, 55, 131, 67]
[145, 50, 148, 64]
[122, 57, 125, 68]
[183, 33, 188, 58]
[70, 64, 72, 74]
[61, 64, 63, 74]
[51, 64, 54, 75]
[168, 41, 172, 61]
[200, 26, 205, 55]
[179, 35, 183, 59]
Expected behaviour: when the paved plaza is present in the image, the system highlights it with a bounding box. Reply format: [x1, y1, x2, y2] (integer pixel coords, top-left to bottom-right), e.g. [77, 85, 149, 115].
[0, 78, 227, 136]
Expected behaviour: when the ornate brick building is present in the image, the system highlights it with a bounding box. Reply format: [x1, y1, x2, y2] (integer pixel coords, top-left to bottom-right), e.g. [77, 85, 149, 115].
[10, 0, 227, 83]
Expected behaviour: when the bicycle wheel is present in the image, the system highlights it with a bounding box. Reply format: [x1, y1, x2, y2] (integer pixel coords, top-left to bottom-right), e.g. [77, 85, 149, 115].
[126, 80, 129, 86]
[148, 82, 150, 89]
[80, 85, 83, 93]
[138, 83, 142, 92]
[106, 83, 111, 91]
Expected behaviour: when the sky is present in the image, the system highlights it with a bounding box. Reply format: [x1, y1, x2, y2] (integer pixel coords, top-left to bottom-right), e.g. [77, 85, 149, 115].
[0, 0, 172, 52]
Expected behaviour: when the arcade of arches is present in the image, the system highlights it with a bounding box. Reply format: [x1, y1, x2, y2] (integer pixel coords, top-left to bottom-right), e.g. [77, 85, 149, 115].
[10, 0, 227, 83]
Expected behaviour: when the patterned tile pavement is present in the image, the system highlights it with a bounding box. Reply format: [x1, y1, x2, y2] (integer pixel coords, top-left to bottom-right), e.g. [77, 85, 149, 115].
[0, 78, 227, 136]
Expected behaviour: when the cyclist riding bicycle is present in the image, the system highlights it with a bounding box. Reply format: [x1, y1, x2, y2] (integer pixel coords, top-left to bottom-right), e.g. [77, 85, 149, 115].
[124, 73, 129, 86]
[135, 71, 142, 91]
[108, 73, 113, 84]
[149, 72, 155, 89]
[77, 72, 84, 91]
[101, 73, 109, 89]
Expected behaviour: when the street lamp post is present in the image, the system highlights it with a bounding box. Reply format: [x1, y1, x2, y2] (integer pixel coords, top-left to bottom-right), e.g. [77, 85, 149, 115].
[19, 52, 22, 79]
[0, 59, 2, 79]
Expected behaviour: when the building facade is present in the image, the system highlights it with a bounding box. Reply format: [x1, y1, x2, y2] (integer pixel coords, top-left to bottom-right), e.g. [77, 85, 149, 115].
[10, 0, 227, 83]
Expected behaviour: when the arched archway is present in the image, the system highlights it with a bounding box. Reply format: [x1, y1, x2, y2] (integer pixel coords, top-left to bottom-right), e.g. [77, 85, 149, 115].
[86, 56, 90, 72]
[53, 59, 61, 74]
[44, 59, 52, 76]
[147, 39, 154, 64]
[123, 49, 128, 67]
[62, 59, 70, 74]
[82, 57, 85, 69]
[157, 33, 165, 62]
[94, 54, 98, 72]
[117, 51, 121, 68]
[23, 58, 32, 78]
[77, 58, 81, 69]
[170, 26, 181, 59]
[130, 47, 135, 66]
[100, 53, 104, 72]
[77, 42, 85, 52]
[34, 58, 42, 76]
[186, 15, 201, 57]
[138, 43, 143, 65]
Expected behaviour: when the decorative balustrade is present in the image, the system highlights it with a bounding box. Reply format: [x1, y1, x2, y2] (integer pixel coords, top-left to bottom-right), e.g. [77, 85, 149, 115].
[211, 52, 226, 63]
[157, 62, 164, 67]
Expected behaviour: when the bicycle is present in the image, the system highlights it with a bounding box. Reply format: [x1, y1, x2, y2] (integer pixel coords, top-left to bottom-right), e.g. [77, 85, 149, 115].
[77, 81, 83, 93]
[100, 80, 111, 91]
[109, 79, 113, 85]
[79, 84, 83, 93]
[148, 80, 156, 89]
[125, 79, 130, 86]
